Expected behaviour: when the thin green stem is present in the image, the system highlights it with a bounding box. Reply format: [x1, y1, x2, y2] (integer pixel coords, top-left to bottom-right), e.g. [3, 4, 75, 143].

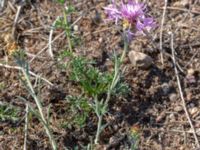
[95, 115, 102, 144]
[22, 69, 57, 150]
[94, 95, 102, 144]
[94, 39, 129, 144]
[105, 40, 128, 105]
[63, 9, 73, 52]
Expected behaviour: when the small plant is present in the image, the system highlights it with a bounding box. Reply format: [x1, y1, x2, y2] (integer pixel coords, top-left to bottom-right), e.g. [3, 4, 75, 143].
[14, 51, 57, 150]
[57, 49, 73, 70]
[69, 57, 113, 96]
[0, 103, 20, 122]
[129, 125, 140, 150]
[66, 96, 92, 127]
[55, 1, 78, 52]
[68, 55, 130, 144]
[0, 82, 5, 91]
[90, 0, 156, 144]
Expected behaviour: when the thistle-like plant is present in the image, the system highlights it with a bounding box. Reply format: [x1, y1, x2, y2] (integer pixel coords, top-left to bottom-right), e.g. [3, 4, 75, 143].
[93, 0, 156, 144]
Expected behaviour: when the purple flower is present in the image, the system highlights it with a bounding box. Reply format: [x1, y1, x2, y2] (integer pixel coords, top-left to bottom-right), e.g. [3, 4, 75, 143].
[104, 0, 156, 40]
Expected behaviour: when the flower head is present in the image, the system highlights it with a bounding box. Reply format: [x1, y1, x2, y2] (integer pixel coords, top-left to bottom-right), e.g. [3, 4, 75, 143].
[104, 0, 156, 41]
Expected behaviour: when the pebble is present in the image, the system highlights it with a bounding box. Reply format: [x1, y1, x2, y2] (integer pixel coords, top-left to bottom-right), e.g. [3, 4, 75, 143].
[73, 25, 79, 31]
[128, 51, 153, 69]
[169, 93, 177, 101]
[161, 82, 171, 95]
[169, 113, 176, 121]
[187, 68, 195, 76]
[174, 105, 183, 112]
[189, 107, 198, 116]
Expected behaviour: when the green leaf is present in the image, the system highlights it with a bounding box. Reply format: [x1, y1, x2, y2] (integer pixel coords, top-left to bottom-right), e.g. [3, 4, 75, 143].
[57, 0, 65, 4]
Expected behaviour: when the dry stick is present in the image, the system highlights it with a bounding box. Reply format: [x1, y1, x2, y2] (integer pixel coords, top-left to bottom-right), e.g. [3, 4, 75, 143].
[83, 27, 113, 37]
[170, 33, 200, 148]
[29, 31, 65, 63]
[184, 45, 199, 68]
[160, 6, 200, 15]
[48, 15, 83, 58]
[30, 13, 83, 63]
[48, 17, 60, 58]
[160, 0, 168, 66]
[12, 5, 22, 39]
[23, 104, 29, 150]
[0, 63, 53, 86]
[143, 127, 199, 134]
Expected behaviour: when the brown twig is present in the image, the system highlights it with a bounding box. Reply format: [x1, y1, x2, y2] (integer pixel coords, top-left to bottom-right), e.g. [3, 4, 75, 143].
[160, 6, 200, 15]
[170, 33, 200, 148]
[143, 127, 196, 134]
[83, 27, 113, 37]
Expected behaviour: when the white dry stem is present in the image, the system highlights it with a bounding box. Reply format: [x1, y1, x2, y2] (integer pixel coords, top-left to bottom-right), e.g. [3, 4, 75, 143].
[29, 31, 65, 62]
[23, 104, 29, 150]
[48, 17, 61, 58]
[0, 0, 5, 11]
[160, 0, 168, 66]
[0, 63, 53, 86]
[170, 33, 200, 148]
[48, 14, 83, 59]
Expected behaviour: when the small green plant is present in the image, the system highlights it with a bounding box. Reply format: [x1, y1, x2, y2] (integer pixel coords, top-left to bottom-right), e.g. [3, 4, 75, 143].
[14, 51, 57, 150]
[0, 82, 5, 91]
[68, 54, 129, 144]
[0, 103, 20, 122]
[129, 126, 140, 150]
[57, 49, 73, 70]
[55, 2, 78, 52]
[70, 57, 113, 96]
[66, 96, 92, 127]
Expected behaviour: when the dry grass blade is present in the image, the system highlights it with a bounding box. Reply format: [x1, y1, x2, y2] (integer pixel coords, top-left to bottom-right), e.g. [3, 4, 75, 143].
[23, 104, 29, 150]
[0, 63, 53, 86]
[170, 33, 200, 148]
[160, 0, 168, 66]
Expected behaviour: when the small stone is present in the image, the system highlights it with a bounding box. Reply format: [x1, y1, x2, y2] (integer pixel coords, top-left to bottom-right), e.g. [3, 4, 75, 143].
[128, 51, 153, 69]
[174, 105, 183, 112]
[189, 107, 198, 116]
[169, 93, 177, 101]
[161, 83, 171, 95]
[98, 37, 103, 43]
[187, 68, 195, 76]
[73, 25, 79, 31]
[169, 113, 175, 121]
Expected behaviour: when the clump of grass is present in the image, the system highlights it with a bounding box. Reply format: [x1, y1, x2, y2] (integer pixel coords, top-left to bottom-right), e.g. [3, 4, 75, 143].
[0, 103, 20, 122]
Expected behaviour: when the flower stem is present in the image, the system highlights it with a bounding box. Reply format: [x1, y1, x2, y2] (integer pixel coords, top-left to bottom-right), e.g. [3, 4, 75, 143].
[94, 38, 128, 144]
[95, 115, 103, 144]
[63, 9, 73, 52]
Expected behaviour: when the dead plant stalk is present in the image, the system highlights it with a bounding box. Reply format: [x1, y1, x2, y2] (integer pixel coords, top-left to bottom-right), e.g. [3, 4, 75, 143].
[170, 33, 200, 148]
